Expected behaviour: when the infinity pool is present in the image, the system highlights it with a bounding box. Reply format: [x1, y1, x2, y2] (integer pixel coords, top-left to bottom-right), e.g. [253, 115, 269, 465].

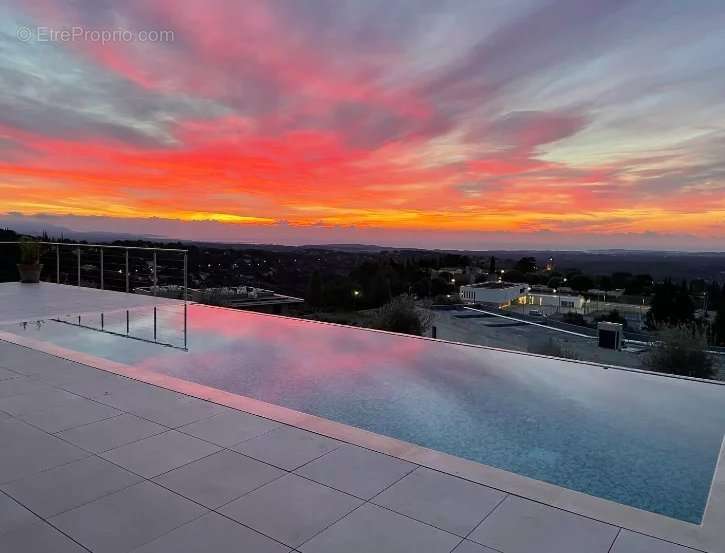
[3, 303, 724, 523]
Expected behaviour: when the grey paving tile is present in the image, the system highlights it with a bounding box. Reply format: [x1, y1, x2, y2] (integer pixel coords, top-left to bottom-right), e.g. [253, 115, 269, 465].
[610, 530, 698, 553]
[0, 418, 89, 484]
[101, 430, 220, 478]
[220, 473, 362, 548]
[468, 496, 619, 553]
[0, 519, 87, 553]
[50, 367, 137, 395]
[299, 502, 461, 553]
[0, 343, 78, 377]
[17, 398, 121, 433]
[2, 455, 142, 518]
[452, 540, 499, 553]
[0, 387, 82, 416]
[0, 377, 51, 399]
[98, 385, 225, 428]
[51, 481, 207, 553]
[0, 367, 21, 381]
[178, 409, 280, 447]
[75, 374, 160, 402]
[154, 449, 284, 508]
[56, 413, 167, 453]
[295, 444, 416, 499]
[233, 425, 341, 470]
[0, 492, 38, 535]
[373, 467, 507, 536]
[27, 359, 111, 388]
[130, 511, 291, 553]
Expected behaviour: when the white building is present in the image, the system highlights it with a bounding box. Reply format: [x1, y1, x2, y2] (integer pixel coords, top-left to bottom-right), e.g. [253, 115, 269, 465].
[459, 282, 528, 306]
[523, 293, 585, 311]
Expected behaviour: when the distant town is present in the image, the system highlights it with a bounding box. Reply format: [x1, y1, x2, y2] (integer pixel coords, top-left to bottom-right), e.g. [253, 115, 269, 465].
[2, 227, 724, 379]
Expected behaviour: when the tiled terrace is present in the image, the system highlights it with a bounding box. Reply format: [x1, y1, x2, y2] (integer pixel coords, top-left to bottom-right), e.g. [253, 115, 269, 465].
[0, 284, 722, 553]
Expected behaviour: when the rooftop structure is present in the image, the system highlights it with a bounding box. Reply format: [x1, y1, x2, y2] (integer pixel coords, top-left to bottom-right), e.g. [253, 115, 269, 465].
[136, 285, 303, 314]
[0, 282, 724, 553]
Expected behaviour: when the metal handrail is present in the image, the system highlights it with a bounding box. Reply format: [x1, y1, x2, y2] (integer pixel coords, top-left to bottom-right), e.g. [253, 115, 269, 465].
[0, 241, 187, 252]
[0, 241, 188, 301]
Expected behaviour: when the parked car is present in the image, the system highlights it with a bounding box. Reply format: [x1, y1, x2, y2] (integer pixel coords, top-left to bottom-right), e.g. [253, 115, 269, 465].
[528, 309, 546, 319]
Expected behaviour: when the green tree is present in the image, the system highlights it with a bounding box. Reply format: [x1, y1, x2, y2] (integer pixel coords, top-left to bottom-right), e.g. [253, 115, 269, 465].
[647, 280, 694, 327]
[305, 270, 324, 310]
[488, 256, 496, 274]
[713, 293, 725, 346]
[514, 256, 537, 273]
[569, 274, 594, 292]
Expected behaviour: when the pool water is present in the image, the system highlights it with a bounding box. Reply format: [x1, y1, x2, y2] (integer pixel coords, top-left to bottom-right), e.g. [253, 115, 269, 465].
[3, 303, 724, 523]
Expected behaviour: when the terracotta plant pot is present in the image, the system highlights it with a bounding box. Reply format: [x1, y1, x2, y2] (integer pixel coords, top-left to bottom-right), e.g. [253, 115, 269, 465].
[17, 263, 43, 283]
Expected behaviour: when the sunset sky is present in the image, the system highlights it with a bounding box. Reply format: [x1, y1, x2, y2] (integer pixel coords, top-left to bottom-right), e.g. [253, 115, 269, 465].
[1, 0, 724, 249]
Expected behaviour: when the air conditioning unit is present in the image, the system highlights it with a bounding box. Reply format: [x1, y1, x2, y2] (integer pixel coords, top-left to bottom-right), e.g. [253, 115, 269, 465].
[598, 322, 623, 350]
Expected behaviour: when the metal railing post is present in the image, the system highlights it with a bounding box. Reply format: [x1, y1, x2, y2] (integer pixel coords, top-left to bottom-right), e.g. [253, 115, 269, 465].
[125, 250, 129, 293]
[153, 307, 157, 341]
[56, 245, 60, 284]
[126, 310, 129, 335]
[183, 302, 187, 349]
[100, 249, 104, 290]
[77, 248, 81, 287]
[153, 250, 157, 296]
[183, 252, 188, 302]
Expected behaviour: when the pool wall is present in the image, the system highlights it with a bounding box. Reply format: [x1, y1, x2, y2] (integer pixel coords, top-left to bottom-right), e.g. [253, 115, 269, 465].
[1, 328, 723, 553]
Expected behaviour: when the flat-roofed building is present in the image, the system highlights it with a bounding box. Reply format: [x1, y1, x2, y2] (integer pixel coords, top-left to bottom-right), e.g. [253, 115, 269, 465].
[459, 281, 528, 306]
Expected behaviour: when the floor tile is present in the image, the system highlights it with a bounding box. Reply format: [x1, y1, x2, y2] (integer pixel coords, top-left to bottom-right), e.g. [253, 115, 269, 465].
[54, 369, 141, 398]
[221, 473, 362, 548]
[179, 409, 280, 447]
[56, 413, 167, 453]
[101, 430, 220, 478]
[468, 496, 619, 553]
[0, 492, 38, 535]
[452, 540, 499, 553]
[373, 467, 507, 536]
[299, 502, 461, 553]
[0, 519, 87, 553]
[130, 511, 290, 553]
[18, 398, 121, 433]
[26, 359, 111, 388]
[134, 394, 227, 428]
[0, 387, 82, 416]
[154, 449, 284, 508]
[233, 425, 340, 470]
[101, 386, 225, 428]
[51, 481, 207, 553]
[295, 445, 416, 499]
[610, 530, 698, 553]
[0, 367, 20, 381]
[0, 418, 88, 484]
[0, 377, 52, 400]
[2, 455, 141, 518]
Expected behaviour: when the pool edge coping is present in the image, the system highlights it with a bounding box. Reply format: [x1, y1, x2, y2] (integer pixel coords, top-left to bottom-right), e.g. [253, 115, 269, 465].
[0, 330, 723, 553]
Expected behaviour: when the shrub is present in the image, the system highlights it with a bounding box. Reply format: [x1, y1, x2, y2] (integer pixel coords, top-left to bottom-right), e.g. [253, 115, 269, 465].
[18, 238, 40, 265]
[643, 324, 715, 379]
[372, 295, 433, 336]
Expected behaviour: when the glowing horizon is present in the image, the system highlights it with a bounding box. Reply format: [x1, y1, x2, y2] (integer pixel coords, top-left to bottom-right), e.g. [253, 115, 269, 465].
[1, 1, 724, 249]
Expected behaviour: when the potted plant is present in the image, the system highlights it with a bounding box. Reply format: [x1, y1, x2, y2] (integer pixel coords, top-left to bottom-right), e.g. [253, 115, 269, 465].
[17, 239, 43, 283]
